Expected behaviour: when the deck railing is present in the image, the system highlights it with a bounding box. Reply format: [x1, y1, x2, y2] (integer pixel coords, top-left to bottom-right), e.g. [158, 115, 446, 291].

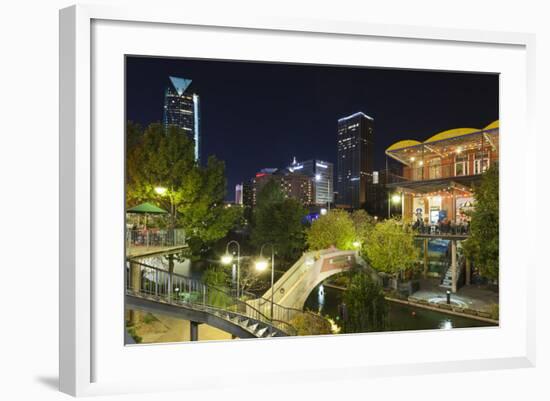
[126, 228, 186, 249]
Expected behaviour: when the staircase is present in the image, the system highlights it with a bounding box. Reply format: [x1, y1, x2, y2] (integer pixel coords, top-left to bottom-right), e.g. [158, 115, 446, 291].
[210, 310, 281, 338]
[440, 262, 461, 290]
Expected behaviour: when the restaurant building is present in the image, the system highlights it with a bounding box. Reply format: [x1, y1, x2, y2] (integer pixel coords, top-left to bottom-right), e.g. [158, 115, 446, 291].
[385, 120, 499, 225]
[385, 120, 499, 292]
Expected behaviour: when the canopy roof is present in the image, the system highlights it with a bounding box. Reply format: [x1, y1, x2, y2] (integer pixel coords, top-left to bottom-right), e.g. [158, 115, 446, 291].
[126, 202, 168, 214]
[385, 120, 499, 165]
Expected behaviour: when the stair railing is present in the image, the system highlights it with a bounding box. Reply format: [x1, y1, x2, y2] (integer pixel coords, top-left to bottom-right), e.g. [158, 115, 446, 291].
[126, 260, 297, 336]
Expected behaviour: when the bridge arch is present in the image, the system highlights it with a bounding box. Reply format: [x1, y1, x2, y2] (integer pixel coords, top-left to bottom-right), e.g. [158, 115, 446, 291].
[259, 248, 377, 311]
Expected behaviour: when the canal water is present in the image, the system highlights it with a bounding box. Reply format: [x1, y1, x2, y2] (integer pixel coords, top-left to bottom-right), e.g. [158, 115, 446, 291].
[304, 283, 495, 332]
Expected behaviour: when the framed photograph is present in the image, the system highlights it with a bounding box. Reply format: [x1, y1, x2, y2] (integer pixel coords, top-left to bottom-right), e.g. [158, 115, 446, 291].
[59, 4, 536, 396]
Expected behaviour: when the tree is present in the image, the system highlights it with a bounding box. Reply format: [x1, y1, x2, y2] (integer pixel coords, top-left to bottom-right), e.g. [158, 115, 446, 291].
[342, 271, 387, 333]
[290, 313, 332, 336]
[364, 219, 418, 280]
[306, 209, 356, 250]
[126, 123, 241, 256]
[350, 210, 376, 248]
[251, 179, 308, 263]
[463, 164, 499, 281]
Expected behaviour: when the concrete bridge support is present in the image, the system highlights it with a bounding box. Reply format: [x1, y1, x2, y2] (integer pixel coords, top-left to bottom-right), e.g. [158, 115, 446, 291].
[128, 260, 142, 325]
[190, 321, 199, 341]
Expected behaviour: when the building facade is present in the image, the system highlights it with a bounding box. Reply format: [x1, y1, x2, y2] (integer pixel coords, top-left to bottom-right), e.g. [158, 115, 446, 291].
[385, 120, 499, 292]
[336, 112, 374, 209]
[288, 158, 334, 206]
[163, 76, 201, 162]
[385, 120, 499, 225]
[253, 168, 314, 206]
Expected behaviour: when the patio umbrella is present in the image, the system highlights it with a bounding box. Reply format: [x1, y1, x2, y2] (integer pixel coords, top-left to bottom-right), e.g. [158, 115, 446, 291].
[126, 202, 168, 229]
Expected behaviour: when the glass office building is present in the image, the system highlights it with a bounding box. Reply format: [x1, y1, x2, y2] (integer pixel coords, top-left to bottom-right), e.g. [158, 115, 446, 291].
[163, 76, 200, 162]
[288, 158, 334, 206]
[336, 112, 374, 209]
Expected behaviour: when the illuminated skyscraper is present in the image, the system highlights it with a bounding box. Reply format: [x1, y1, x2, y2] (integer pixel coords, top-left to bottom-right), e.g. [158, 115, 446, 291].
[288, 158, 334, 206]
[336, 112, 374, 209]
[163, 76, 200, 161]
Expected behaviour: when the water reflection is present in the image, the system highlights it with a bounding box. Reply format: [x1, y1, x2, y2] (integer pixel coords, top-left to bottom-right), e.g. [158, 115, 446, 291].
[317, 284, 325, 312]
[305, 283, 493, 332]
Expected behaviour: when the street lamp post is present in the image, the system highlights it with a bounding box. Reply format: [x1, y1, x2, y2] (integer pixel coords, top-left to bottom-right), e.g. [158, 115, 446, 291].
[221, 240, 241, 298]
[155, 186, 176, 244]
[255, 243, 275, 332]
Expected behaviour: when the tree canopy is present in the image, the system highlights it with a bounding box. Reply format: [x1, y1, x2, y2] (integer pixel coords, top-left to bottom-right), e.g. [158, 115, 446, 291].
[350, 210, 376, 248]
[251, 178, 307, 262]
[306, 209, 356, 250]
[363, 219, 418, 276]
[126, 122, 241, 255]
[463, 164, 499, 281]
[342, 271, 387, 333]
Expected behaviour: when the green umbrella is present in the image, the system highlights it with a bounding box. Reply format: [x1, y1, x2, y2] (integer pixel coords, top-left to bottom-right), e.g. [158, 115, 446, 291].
[127, 202, 168, 214]
[127, 202, 168, 229]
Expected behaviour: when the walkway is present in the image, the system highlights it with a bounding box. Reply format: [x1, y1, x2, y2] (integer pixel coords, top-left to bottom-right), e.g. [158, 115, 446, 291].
[126, 260, 322, 339]
[255, 248, 377, 311]
[410, 278, 499, 313]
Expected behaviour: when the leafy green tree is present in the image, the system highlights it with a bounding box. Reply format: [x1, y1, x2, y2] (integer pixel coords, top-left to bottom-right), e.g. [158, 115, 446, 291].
[290, 313, 332, 336]
[255, 178, 285, 206]
[202, 265, 232, 307]
[126, 123, 241, 255]
[251, 179, 307, 262]
[463, 165, 499, 281]
[342, 271, 387, 333]
[350, 210, 376, 248]
[364, 219, 418, 280]
[306, 209, 356, 250]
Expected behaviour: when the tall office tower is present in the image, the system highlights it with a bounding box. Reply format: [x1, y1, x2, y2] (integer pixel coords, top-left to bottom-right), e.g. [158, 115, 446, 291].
[242, 182, 254, 210]
[163, 76, 201, 162]
[288, 157, 334, 206]
[235, 184, 244, 204]
[336, 112, 374, 209]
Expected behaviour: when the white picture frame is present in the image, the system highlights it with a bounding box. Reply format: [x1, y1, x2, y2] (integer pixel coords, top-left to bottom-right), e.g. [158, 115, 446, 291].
[59, 4, 536, 397]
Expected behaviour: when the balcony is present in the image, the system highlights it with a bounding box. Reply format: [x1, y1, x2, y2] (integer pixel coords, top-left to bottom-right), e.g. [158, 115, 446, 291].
[411, 220, 470, 240]
[126, 228, 186, 258]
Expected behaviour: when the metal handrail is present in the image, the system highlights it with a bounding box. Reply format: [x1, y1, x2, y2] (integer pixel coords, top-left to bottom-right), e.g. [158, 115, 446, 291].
[126, 228, 186, 248]
[126, 260, 297, 335]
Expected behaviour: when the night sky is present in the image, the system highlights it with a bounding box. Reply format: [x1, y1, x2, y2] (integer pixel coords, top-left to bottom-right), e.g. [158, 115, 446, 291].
[126, 56, 499, 201]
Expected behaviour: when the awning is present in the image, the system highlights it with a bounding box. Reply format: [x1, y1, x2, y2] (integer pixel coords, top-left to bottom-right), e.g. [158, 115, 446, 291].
[126, 202, 168, 214]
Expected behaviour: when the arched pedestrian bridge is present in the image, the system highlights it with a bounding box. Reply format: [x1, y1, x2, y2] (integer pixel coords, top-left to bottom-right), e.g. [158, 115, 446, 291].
[250, 248, 375, 313]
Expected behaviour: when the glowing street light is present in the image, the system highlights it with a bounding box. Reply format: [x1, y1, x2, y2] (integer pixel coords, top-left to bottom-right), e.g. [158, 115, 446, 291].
[222, 240, 241, 297]
[256, 244, 275, 334]
[352, 241, 361, 249]
[220, 254, 233, 265]
[154, 186, 167, 195]
[391, 193, 402, 204]
[255, 258, 269, 271]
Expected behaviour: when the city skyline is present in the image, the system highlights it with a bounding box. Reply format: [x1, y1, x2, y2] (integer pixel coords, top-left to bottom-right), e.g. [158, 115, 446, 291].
[126, 56, 499, 201]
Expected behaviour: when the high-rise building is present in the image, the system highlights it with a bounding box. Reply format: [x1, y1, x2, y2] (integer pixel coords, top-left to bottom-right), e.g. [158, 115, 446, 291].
[253, 168, 314, 206]
[242, 182, 254, 210]
[163, 76, 200, 161]
[288, 157, 334, 206]
[336, 112, 374, 209]
[366, 170, 389, 218]
[235, 184, 244, 204]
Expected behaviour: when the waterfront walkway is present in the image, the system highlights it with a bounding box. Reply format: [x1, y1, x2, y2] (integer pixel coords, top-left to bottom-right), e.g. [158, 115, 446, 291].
[411, 279, 498, 313]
